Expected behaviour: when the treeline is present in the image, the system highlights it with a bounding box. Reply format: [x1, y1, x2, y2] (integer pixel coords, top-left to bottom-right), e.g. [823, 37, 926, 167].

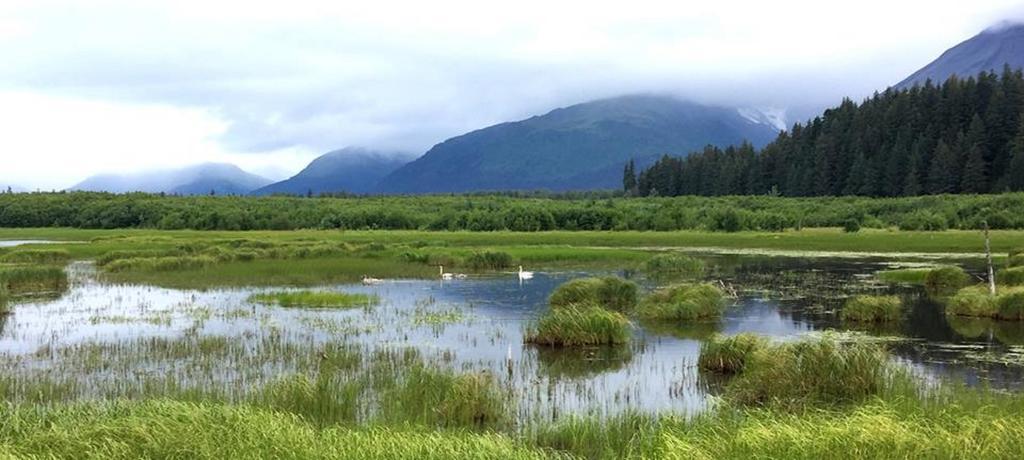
[2, 192, 1024, 231]
[629, 68, 1024, 197]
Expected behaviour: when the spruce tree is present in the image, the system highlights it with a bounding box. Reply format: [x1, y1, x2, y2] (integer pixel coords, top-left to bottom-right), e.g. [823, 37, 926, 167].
[960, 144, 988, 193]
[927, 140, 957, 194]
[623, 159, 637, 195]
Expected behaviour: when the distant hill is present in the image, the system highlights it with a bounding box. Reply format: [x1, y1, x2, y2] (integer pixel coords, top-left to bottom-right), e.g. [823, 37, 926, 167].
[71, 163, 272, 195]
[253, 148, 413, 196]
[897, 22, 1024, 89]
[377, 95, 780, 193]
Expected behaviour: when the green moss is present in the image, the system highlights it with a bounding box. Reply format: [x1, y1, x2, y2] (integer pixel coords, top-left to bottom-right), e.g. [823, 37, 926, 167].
[548, 277, 638, 312]
[698, 333, 767, 374]
[923, 266, 970, 296]
[635, 283, 726, 321]
[248, 290, 379, 309]
[524, 305, 631, 347]
[840, 295, 903, 323]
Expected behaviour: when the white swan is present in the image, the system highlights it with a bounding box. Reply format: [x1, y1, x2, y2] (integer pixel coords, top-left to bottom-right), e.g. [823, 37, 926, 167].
[361, 275, 383, 285]
[518, 265, 534, 280]
[439, 265, 454, 280]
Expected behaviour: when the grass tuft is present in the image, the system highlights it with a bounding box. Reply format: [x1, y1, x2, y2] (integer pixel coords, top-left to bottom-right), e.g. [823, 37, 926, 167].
[923, 266, 970, 296]
[248, 290, 379, 309]
[524, 305, 631, 347]
[641, 253, 705, 280]
[636, 283, 726, 321]
[698, 333, 767, 374]
[998, 267, 1024, 286]
[548, 277, 638, 313]
[840, 295, 903, 323]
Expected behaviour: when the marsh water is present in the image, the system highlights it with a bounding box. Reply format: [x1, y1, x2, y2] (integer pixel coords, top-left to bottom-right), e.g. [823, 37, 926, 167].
[2, 253, 1022, 420]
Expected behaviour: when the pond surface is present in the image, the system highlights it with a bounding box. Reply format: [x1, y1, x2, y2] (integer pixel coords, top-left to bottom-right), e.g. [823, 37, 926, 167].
[1, 254, 1021, 420]
[0, 240, 61, 247]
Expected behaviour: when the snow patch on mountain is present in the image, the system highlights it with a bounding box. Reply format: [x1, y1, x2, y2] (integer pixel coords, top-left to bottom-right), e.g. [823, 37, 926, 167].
[737, 107, 788, 131]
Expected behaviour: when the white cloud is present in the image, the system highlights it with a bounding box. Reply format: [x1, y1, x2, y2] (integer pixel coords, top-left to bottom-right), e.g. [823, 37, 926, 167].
[0, 0, 1022, 188]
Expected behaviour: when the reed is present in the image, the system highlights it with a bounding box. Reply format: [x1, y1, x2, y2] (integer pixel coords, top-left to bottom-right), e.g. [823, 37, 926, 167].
[0, 265, 68, 293]
[0, 249, 70, 264]
[641, 253, 705, 280]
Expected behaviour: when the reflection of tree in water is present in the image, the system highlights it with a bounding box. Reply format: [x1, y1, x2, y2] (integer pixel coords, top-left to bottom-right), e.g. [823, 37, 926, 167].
[948, 316, 1024, 346]
[533, 344, 635, 380]
[639, 319, 721, 341]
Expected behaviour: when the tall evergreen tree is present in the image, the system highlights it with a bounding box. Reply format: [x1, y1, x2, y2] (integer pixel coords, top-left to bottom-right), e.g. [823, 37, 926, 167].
[622, 159, 637, 195]
[927, 140, 957, 194]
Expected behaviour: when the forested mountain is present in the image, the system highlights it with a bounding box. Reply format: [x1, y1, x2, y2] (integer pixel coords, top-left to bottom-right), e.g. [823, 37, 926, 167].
[253, 148, 412, 196]
[630, 69, 1024, 197]
[378, 95, 779, 193]
[71, 163, 272, 195]
[897, 23, 1024, 90]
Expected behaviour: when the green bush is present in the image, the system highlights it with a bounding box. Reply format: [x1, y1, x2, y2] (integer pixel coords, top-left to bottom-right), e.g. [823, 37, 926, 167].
[641, 253, 704, 280]
[724, 336, 895, 410]
[842, 219, 861, 233]
[998, 267, 1024, 286]
[548, 277, 638, 312]
[636, 283, 726, 321]
[524, 305, 631, 347]
[698, 333, 767, 374]
[898, 211, 949, 231]
[997, 291, 1024, 320]
[924, 266, 970, 296]
[840, 295, 902, 323]
[465, 251, 513, 270]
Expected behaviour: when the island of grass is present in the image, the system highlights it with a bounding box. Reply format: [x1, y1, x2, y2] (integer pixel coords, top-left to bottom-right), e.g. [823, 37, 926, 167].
[946, 285, 1024, 319]
[641, 252, 704, 280]
[840, 295, 903, 323]
[248, 290, 379, 309]
[524, 305, 631, 347]
[635, 283, 726, 321]
[548, 276, 638, 312]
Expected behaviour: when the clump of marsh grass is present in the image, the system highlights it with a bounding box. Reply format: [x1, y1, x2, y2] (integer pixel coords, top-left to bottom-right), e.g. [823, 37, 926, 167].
[0, 265, 68, 294]
[997, 291, 1024, 320]
[248, 290, 379, 309]
[946, 286, 1024, 318]
[641, 253, 705, 280]
[840, 295, 903, 323]
[381, 366, 510, 429]
[524, 305, 631, 347]
[698, 333, 767, 374]
[723, 335, 900, 410]
[104, 255, 217, 272]
[548, 277, 638, 312]
[635, 283, 726, 321]
[999, 267, 1024, 286]
[923, 266, 969, 296]
[0, 249, 70, 264]
[876, 268, 931, 284]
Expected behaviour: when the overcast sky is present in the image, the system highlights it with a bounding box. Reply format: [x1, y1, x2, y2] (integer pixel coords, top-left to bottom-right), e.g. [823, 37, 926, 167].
[1, 0, 1022, 190]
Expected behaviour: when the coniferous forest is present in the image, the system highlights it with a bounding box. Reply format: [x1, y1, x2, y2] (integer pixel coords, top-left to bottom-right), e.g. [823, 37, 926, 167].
[629, 68, 1024, 197]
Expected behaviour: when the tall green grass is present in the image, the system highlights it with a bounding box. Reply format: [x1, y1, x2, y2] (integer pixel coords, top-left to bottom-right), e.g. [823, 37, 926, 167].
[947, 286, 1024, 318]
[548, 277, 639, 312]
[636, 283, 726, 321]
[248, 290, 379, 309]
[0, 249, 70, 264]
[698, 333, 767, 374]
[525, 305, 631, 347]
[723, 335, 903, 410]
[840, 295, 903, 323]
[0, 265, 68, 293]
